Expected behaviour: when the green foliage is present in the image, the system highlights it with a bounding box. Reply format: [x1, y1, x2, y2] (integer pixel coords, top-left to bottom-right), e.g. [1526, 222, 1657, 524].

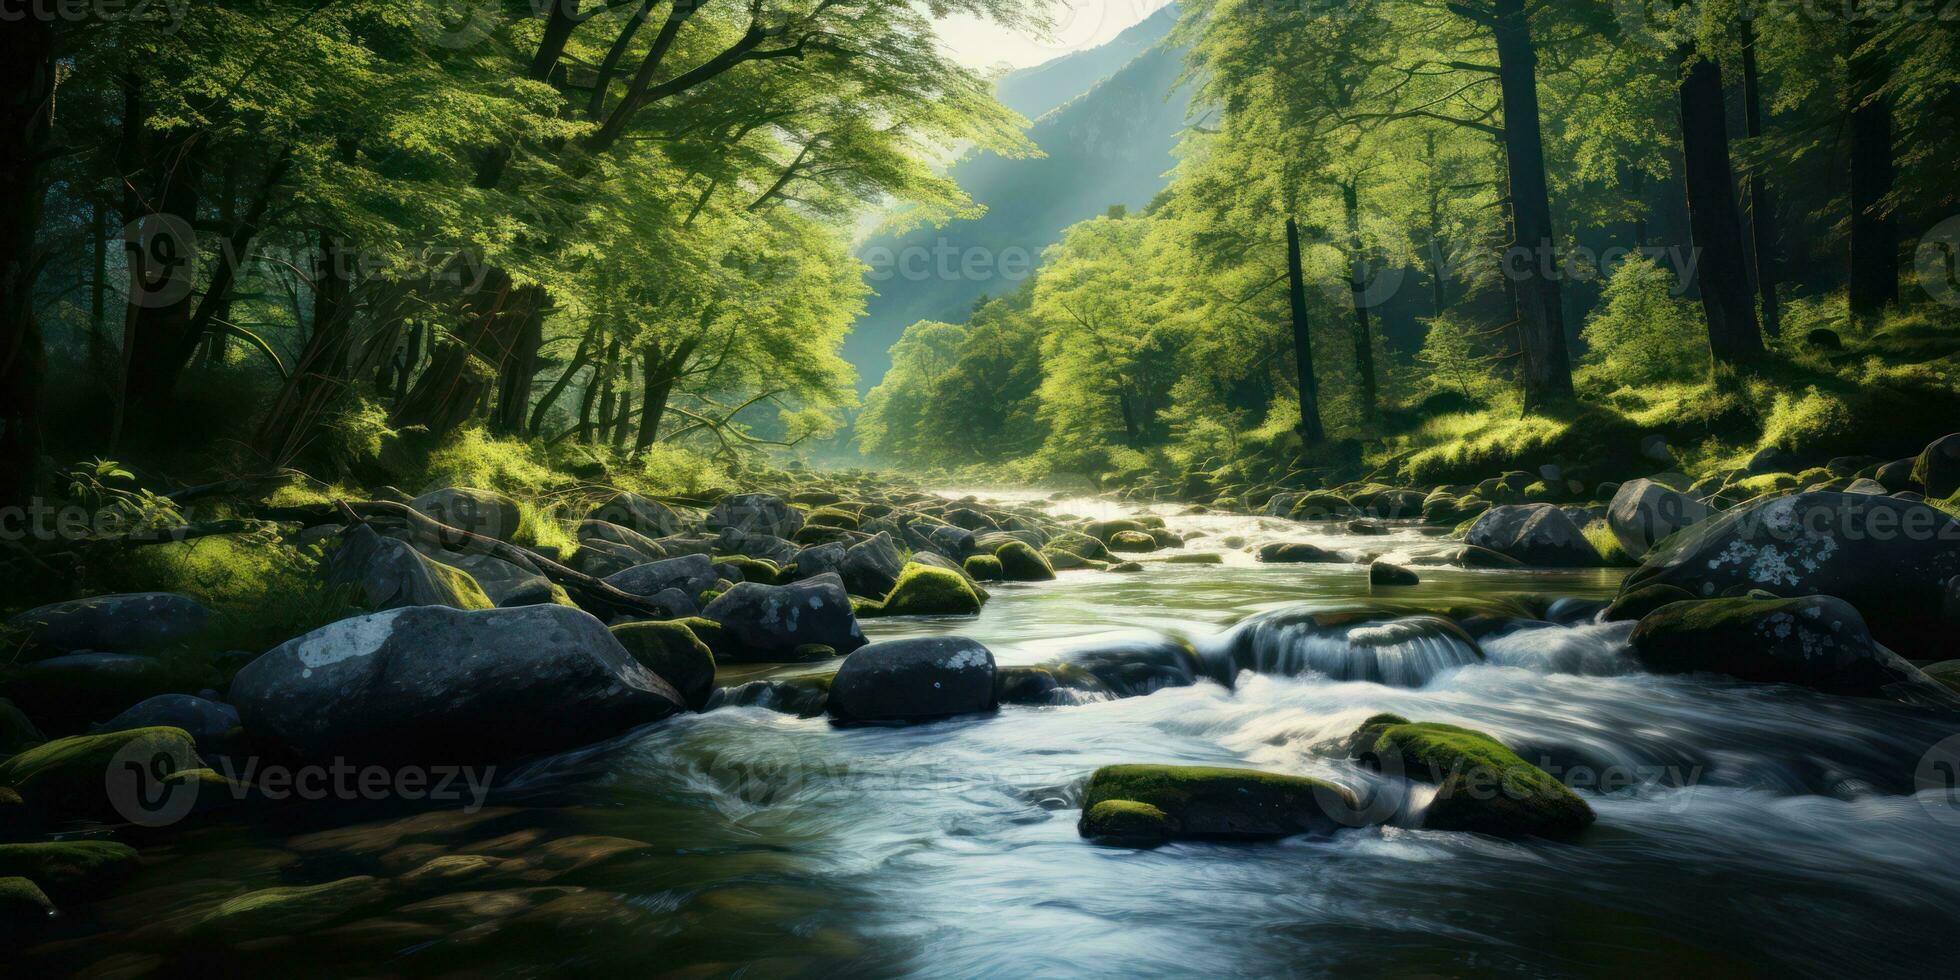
[1579, 256, 1708, 387]
[1414, 316, 1503, 401]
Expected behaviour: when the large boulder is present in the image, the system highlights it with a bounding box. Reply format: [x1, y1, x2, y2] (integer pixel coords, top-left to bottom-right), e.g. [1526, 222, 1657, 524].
[575, 519, 668, 562]
[1077, 765, 1358, 843]
[993, 540, 1056, 582]
[705, 493, 802, 539]
[409, 487, 522, 543]
[1349, 719, 1593, 837]
[1628, 595, 1949, 702]
[585, 492, 682, 539]
[1618, 492, 1960, 657]
[788, 541, 847, 581]
[1464, 504, 1603, 567]
[1257, 542, 1343, 564]
[700, 574, 866, 662]
[827, 637, 997, 724]
[0, 727, 199, 823]
[1607, 478, 1716, 559]
[715, 528, 801, 566]
[1912, 432, 1960, 501]
[230, 605, 684, 763]
[566, 539, 652, 579]
[609, 622, 716, 711]
[605, 554, 719, 601]
[839, 531, 905, 598]
[327, 525, 493, 611]
[93, 694, 238, 752]
[6, 592, 210, 659]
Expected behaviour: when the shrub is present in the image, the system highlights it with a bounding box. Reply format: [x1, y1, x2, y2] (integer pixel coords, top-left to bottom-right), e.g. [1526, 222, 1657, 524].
[1579, 255, 1707, 386]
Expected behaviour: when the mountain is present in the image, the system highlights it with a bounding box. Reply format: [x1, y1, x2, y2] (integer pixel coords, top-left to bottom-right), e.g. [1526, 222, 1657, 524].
[842, 7, 1189, 391]
[994, 5, 1180, 121]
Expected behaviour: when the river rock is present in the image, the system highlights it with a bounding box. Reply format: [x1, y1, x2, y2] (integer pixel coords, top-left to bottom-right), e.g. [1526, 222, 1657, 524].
[827, 637, 997, 724]
[1370, 562, 1419, 586]
[6, 592, 211, 659]
[1912, 433, 1960, 500]
[92, 694, 239, 752]
[230, 605, 684, 763]
[1617, 492, 1960, 657]
[609, 622, 716, 711]
[788, 541, 846, 581]
[328, 525, 493, 611]
[605, 554, 719, 601]
[840, 531, 905, 598]
[1057, 637, 1210, 697]
[0, 727, 199, 824]
[576, 519, 667, 562]
[1628, 595, 1950, 702]
[566, 539, 649, 579]
[705, 494, 802, 539]
[410, 487, 522, 543]
[1608, 479, 1716, 559]
[585, 492, 683, 538]
[1465, 504, 1602, 567]
[1078, 765, 1359, 843]
[440, 553, 562, 608]
[993, 540, 1056, 582]
[1257, 542, 1343, 564]
[700, 574, 866, 662]
[1350, 720, 1593, 837]
[1875, 457, 1920, 493]
[1217, 609, 1482, 686]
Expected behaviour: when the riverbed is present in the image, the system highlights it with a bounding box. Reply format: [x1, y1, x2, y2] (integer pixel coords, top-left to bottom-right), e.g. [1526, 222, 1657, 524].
[27, 492, 1960, 976]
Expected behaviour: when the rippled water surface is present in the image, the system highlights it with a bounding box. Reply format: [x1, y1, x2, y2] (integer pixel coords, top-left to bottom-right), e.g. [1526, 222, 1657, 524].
[31, 492, 1960, 977]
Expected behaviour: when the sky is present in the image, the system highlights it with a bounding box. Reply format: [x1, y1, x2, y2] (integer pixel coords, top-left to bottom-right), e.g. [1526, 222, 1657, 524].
[933, 0, 1174, 72]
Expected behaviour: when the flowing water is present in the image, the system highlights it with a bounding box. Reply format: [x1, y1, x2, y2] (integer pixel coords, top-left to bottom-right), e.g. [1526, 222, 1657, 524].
[29, 493, 1960, 977]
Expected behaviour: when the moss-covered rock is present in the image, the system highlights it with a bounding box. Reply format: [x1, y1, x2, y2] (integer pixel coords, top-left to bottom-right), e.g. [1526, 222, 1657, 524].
[711, 555, 784, 586]
[859, 564, 984, 617]
[1106, 561, 1144, 573]
[804, 507, 861, 531]
[1079, 800, 1174, 848]
[0, 875, 56, 932]
[1602, 584, 1696, 622]
[1043, 549, 1103, 571]
[1163, 553, 1222, 565]
[0, 699, 43, 757]
[195, 875, 391, 940]
[1286, 491, 1355, 520]
[1105, 530, 1159, 553]
[1257, 542, 1342, 564]
[993, 540, 1056, 582]
[962, 554, 1005, 582]
[0, 840, 139, 902]
[610, 621, 717, 711]
[1369, 561, 1419, 586]
[1077, 764, 1358, 841]
[1086, 519, 1149, 543]
[0, 727, 199, 823]
[1628, 595, 1945, 700]
[1353, 721, 1593, 837]
[1048, 531, 1110, 561]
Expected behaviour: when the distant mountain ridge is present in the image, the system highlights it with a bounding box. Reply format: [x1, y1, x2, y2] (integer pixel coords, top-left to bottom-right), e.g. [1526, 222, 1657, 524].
[843, 6, 1189, 390]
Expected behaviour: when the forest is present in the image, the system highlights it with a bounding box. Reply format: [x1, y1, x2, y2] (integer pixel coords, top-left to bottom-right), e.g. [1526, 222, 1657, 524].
[2, 1, 1959, 975]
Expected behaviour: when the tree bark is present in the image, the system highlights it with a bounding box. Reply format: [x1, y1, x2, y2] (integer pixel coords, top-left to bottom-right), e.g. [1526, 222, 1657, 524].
[634, 336, 702, 452]
[491, 298, 546, 436]
[529, 322, 598, 435]
[1489, 0, 1574, 410]
[120, 122, 204, 414]
[0, 14, 53, 507]
[1677, 46, 1764, 365]
[1286, 216, 1325, 444]
[1341, 180, 1378, 424]
[1846, 16, 1897, 317]
[394, 271, 544, 439]
[1740, 20, 1780, 339]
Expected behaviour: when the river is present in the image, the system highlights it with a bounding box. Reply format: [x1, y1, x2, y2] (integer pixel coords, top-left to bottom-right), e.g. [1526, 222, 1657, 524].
[34, 492, 1960, 976]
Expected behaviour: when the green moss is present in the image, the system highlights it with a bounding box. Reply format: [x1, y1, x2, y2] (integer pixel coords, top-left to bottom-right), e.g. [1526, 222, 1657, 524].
[1086, 519, 1148, 543]
[1079, 764, 1357, 840]
[427, 560, 495, 610]
[1162, 553, 1223, 565]
[0, 875, 56, 926]
[992, 540, 1056, 582]
[610, 621, 717, 711]
[713, 555, 784, 586]
[0, 727, 199, 823]
[962, 554, 1005, 581]
[0, 841, 139, 902]
[1106, 530, 1158, 553]
[1359, 721, 1593, 837]
[195, 875, 389, 939]
[1048, 531, 1110, 560]
[1079, 800, 1174, 848]
[804, 507, 860, 531]
[1581, 520, 1636, 567]
[859, 564, 984, 618]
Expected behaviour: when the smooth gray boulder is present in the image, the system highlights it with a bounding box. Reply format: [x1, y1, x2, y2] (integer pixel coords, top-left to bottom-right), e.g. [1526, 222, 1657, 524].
[705, 493, 802, 539]
[6, 592, 210, 658]
[606, 554, 719, 601]
[788, 542, 846, 581]
[328, 525, 491, 611]
[576, 519, 667, 561]
[701, 573, 866, 662]
[585, 492, 683, 538]
[409, 487, 522, 543]
[840, 532, 905, 598]
[1630, 595, 1952, 703]
[827, 637, 997, 723]
[1608, 478, 1716, 558]
[714, 528, 799, 566]
[1619, 491, 1960, 657]
[1913, 432, 1960, 500]
[1465, 504, 1603, 567]
[445, 553, 561, 607]
[231, 605, 684, 763]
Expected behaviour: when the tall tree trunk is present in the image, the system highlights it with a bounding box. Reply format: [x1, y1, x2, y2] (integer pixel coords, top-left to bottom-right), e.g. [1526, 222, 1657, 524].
[530, 323, 599, 435]
[610, 359, 636, 449]
[0, 14, 53, 506]
[593, 339, 619, 445]
[1341, 180, 1378, 424]
[393, 271, 545, 439]
[491, 300, 546, 436]
[1489, 0, 1574, 410]
[1677, 46, 1764, 365]
[120, 126, 203, 414]
[1285, 216, 1325, 444]
[1740, 21, 1781, 339]
[1846, 16, 1897, 317]
[634, 336, 702, 453]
